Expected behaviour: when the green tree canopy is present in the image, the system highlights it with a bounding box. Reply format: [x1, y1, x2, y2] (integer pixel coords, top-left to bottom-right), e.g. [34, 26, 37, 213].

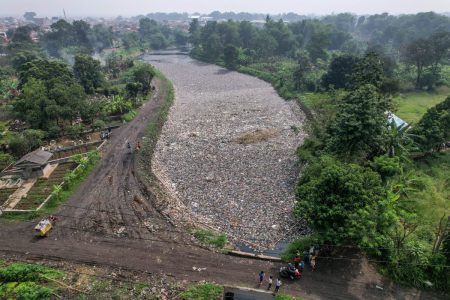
[223, 45, 239, 70]
[413, 96, 450, 152]
[321, 54, 359, 89]
[73, 54, 104, 94]
[327, 84, 390, 160]
[296, 155, 385, 244]
[130, 64, 155, 95]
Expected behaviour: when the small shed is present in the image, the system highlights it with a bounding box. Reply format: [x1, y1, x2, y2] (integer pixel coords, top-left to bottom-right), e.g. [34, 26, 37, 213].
[387, 111, 408, 128]
[9, 148, 53, 179]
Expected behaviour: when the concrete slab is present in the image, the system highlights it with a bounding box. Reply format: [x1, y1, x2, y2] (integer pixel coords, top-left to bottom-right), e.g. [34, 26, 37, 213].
[6, 178, 37, 209]
[42, 163, 58, 178]
[223, 286, 275, 300]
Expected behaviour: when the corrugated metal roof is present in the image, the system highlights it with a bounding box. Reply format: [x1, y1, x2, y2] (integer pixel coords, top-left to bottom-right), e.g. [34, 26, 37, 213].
[15, 148, 53, 166]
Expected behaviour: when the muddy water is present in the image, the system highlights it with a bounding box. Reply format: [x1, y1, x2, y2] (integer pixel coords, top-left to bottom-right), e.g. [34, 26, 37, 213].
[144, 53, 307, 253]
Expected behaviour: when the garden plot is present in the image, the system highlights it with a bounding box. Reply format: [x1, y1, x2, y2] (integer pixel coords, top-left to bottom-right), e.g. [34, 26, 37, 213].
[147, 54, 307, 250]
[14, 163, 76, 210]
[0, 187, 17, 207]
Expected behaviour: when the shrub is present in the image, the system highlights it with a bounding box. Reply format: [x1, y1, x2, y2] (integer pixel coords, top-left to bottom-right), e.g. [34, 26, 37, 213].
[12, 282, 53, 300]
[67, 124, 86, 139]
[193, 229, 227, 248]
[0, 263, 61, 282]
[281, 235, 318, 262]
[92, 119, 106, 131]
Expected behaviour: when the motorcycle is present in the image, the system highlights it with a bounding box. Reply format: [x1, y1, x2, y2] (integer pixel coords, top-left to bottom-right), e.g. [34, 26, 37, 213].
[279, 264, 301, 280]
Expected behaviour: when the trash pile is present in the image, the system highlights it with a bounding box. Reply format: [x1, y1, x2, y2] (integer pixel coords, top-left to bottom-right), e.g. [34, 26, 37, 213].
[149, 54, 309, 250]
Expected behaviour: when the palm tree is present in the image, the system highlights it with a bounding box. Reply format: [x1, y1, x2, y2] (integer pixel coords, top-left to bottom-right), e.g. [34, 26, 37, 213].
[385, 120, 421, 160]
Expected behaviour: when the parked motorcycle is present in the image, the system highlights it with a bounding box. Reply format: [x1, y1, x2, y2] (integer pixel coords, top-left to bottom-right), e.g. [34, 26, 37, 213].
[279, 263, 301, 280]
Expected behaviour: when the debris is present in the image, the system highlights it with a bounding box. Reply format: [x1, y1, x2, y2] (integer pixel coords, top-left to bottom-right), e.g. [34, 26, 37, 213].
[149, 54, 308, 249]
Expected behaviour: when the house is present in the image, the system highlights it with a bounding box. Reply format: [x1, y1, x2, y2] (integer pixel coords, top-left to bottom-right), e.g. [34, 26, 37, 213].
[2, 148, 53, 179]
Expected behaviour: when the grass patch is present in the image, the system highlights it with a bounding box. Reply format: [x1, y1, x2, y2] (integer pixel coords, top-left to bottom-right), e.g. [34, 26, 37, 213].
[193, 229, 227, 248]
[394, 88, 449, 124]
[275, 294, 304, 300]
[136, 69, 175, 193]
[122, 110, 137, 122]
[180, 283, 223, 300]
[407, 152, 450, 228]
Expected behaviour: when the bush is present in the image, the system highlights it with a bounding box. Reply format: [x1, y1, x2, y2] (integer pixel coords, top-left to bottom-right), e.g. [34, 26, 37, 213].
[281, 235, 318, 262]
[122, 110, 137, 122]
[193, 229, 227, 248]
[0, 263, 61, 282]
[12, 282, 53, 300]
[0, 152, 14, 170]
[67, 124, 86, 139]
[8, 129, 45, 157]
[92, 119, 106, 131]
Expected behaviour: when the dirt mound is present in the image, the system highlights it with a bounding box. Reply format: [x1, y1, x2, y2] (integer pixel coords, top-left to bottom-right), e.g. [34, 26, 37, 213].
[233, 128, 278, 145]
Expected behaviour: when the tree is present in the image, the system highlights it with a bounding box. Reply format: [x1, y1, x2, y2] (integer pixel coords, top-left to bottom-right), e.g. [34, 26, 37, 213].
[125, 82, 143, 99]
[14, 59, 87, 131]
[350, 52, 385, 90]
[91, 24, 113, 51]
[200, 22, 224, 62]
[8, 129, 45, 157]
[385, 120, 419, 159]
[139, 18, 158, 40]
[327, 84, 390, 160]
[18, 59, 74, 89]
[413, 96, 450, 152]
[254, 30, 278, 58]
[321, 54, 359, 89]
[131, 64, 155, 95]
[218, 21, 241, 48]
[122, 32, 140, 50]
[402, 38, 433, 88]
[238, 21, 257, 49]
[223, 45, 239, 70]
[23, 12, 37, 21]
[73, 54, 104, 94]
[11, 50, 42, 72]
[11, 26, 33, 44]
[72, 20, 93, 52]
[296, 155, 385, 245]
[174, 30, 188, 46]
[13, 78, 52, 129]
[188, 19, 201, 47]
[293, 52, 312, 91]
[149, 32, 168, 50]
[306, 28, 330, 63]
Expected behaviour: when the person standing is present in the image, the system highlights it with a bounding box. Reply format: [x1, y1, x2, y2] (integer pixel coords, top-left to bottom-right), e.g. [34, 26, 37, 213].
[310, 256, 316, 271]
[275, 278, 282, 293]
[258, 271, 265, 287]
[267, 275, 273, 290]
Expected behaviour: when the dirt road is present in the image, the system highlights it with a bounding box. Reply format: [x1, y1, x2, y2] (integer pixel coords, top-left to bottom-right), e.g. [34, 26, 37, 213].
[0, 57, 444, 299]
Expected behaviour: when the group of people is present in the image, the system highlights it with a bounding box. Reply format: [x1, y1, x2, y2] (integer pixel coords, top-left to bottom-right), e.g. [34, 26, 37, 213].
[126, 141, 141, 152]
[258, 271, 282, 293]
[257, 245, 321, 293]
[295, 244, 319, 272]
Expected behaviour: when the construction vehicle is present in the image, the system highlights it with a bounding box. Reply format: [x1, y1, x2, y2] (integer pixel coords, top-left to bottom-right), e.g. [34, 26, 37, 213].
[34, 215, 57, 237]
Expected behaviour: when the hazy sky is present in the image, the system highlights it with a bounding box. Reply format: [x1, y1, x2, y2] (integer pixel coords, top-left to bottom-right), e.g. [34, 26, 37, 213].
[2, 0, 449, 17]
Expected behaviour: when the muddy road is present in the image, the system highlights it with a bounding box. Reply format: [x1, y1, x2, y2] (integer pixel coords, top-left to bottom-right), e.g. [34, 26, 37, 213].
[0, 56, 443, 299]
